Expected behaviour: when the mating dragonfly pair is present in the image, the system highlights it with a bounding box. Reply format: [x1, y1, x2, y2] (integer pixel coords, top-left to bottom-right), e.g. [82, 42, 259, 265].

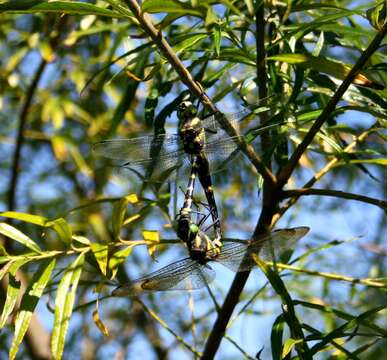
[94, 96, 309, 294]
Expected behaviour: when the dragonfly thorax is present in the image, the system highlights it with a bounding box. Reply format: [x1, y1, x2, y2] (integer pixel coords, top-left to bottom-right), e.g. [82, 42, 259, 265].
[187, 229, 221, 264]
[179, 117, 206, 154]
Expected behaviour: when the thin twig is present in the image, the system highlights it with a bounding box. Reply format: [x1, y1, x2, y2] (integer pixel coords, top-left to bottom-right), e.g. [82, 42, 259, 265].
[273, 125, 378, 224]
[281, 188, 387, 210]
[266, 262, 386, 289]
[277, 22, 387, 187]
[136, 298, 202, 357]
[7, 58, 48, 212]
[122, 0, 276, 186]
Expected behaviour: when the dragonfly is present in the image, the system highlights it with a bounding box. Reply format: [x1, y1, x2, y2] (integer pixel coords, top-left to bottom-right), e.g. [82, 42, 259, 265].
[94, 96, 279, 242]
[112, 218, 310, 295]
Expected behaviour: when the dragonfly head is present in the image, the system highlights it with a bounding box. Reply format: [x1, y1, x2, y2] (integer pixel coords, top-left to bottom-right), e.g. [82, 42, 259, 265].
[177, 101, 197, 120]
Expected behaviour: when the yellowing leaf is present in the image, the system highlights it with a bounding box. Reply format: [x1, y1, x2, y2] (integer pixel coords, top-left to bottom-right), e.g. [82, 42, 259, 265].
[143, 230, 160, 258]
[92, 309, 109, 337]
[143, 230, 160, 242]
[123, 214, 141, 225]
[51, 136, 68, 161]
[126, 193, 139, 204]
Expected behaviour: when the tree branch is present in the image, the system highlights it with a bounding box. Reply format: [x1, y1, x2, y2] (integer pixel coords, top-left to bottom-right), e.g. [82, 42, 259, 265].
[281, 188, 387, 210]
[277, 22, 387, 188]
[7, 58, 48, 212]
[202, 4, 309, 359]
[122, 0, 277, 187]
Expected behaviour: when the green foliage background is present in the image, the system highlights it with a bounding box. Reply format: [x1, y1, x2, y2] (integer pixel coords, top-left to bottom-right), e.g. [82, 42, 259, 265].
[0, 1, 386, 359]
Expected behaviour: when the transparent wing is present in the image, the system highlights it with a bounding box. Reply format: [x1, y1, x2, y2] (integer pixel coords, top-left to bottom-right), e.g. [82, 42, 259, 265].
[93, 134, 190, 179]
[201, 95, 278, 132]
[215, 227, 310, 272]
[203, 121, 283, 173]
[112, 257, 215, 295]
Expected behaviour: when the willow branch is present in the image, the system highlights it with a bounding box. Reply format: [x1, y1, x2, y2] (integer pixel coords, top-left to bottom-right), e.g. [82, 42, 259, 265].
[202, 4, 293, 359]
[123, 0, 276, 186]
[281, 188, 387, 210]
[277, 22, 387, 188]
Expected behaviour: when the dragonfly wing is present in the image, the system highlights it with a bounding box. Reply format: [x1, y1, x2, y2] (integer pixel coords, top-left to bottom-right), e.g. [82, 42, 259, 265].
[112, 257, 215, 295]
[204, 121, 285, 174]
[201, 96, 278, 132]
[93, 134, 188, 180]
[216, 227, 310, 272]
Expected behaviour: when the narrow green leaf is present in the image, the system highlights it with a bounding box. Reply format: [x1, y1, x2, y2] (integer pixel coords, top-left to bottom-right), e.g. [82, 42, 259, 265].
[212, 24, 221, 56]
[268, 53, 383, 89]
[0, 0, 124, 18]
[51, 253, 85, 360]
[112, 198, 129, 239]
[173, 33, 207, 54]
[340, 158, 387, 166]
[112, 194, 139, 238]
[108, 246, 133, 280]
[366, 1, 386, 30]
[217, 48, 256, 66]
[282, 338, 303, 358]
[0, 275, 21, 329]
[0, 223, 41, 253]
[46, 218, 72, 245]
[0, 258, 31, 281]
[90, 243, 109, 276]
[205, 6, 218, 27]
[142, 0, 206, 17]
[9, 258, 56, 360]
[0, 211, 47, 226]
[271, 314, 285, 360]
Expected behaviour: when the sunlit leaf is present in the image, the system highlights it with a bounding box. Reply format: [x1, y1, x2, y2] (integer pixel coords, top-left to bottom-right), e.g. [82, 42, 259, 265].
[142, 0, 206, 17]
[0, 0, 124, 18]
[173, 33, 208, 54]
[51, 135, 68, 161]
[108, 245, 133, 280]
[72, 235, 90, 246]
[143, 230, 160, 258]
[51, 253, 84, 360]
[46, 218, 72, 245]
[0, 211, 47, 226]
[0, 223, 41, 253]
[90, 243, 109, 276]
[0, 275, 21, 329]
[9, 258, 56, 360]
[366, 2, 386, 30]
[282, 338, 303, 358]
[267, 53, 383, 89]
